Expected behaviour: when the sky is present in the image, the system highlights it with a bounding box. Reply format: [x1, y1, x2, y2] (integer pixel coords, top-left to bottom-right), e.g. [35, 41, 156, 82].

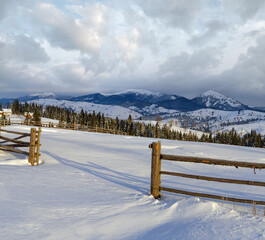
[0, 0, 265, 106]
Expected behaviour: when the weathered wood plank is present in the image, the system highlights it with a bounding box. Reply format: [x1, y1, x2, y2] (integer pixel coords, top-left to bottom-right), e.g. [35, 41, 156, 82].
[161, 154, 265, 169]
[160, 171, 265, 187]
[0, 144, 29, 148]
[0, 144, 29, 155]
[160, 187, 265, 205]
[0, 129, 30, 136]
[0, 135, 29, 145]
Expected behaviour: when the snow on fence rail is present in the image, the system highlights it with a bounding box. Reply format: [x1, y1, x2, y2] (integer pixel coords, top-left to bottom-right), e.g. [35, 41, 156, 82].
[0, 126, 41, 166]
[149, 141, 265, 205]
[0, 120, 126, 135]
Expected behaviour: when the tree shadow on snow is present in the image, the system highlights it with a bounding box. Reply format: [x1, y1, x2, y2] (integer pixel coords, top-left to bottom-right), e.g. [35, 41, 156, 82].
[43, 151, 149, 194]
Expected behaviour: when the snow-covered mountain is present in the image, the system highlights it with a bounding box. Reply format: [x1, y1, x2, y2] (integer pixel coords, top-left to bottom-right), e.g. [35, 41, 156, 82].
[69, 89, 174, 107]
[69, 89, 203, 112]
[0, 89, 254, 113]
[192, 90, 248, 111]
[18, 92, 58, 102]
[3, 89, 265, 134]
[27, 99, 141, 120]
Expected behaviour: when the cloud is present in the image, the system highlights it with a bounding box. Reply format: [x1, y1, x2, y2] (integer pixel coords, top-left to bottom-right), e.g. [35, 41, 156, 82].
[52, 62, 94, 87]
[0, 61, 55, 96]
[159, 47, 222, 78]
[0, 1, 11, 20]
[135, 0, 204, 31]
[0, 34, 50, 63]
[206, 34, 265, 105]
[0, 0, 34, 21]
[30, 3, 107, 53]
[223, 0, 265, 22]
[189, 19, 229, 46]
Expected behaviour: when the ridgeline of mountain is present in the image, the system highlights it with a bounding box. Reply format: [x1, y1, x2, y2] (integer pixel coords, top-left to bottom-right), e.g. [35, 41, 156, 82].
[0, 89, 255, 113]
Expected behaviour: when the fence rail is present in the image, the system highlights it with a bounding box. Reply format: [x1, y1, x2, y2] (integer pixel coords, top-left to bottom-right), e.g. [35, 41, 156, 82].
[0, 126, 41, 166]
[0, 120, 126, 135]
[149, 141, 265, 205]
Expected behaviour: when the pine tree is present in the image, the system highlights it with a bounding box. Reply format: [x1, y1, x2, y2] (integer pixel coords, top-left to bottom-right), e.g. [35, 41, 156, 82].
[33, 109, 41, 125]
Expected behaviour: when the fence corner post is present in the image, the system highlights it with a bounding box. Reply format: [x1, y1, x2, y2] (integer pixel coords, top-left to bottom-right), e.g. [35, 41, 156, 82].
[150, 141, 161, 199]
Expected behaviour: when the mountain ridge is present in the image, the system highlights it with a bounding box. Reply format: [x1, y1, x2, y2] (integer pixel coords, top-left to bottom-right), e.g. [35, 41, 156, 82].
[0, 89, 258, 113]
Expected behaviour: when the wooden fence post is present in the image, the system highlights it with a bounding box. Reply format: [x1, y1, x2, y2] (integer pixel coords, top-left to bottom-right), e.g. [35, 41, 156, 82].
[29, 128, 37, 166]
[149, 141, 161, 199]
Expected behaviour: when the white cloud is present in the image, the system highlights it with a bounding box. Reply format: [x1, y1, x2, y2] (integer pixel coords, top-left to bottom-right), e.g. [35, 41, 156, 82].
[223, 0, 265, 22]
[135, 0, 204, 31]
[189, 19, 229, 46]
[30, 3, 106, 53]
[0, 34, 50, 63]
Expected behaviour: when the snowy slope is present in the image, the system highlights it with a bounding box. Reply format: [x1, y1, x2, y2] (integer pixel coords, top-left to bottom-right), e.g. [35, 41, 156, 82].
[192, 90, 247, 110]
[186, 109, 265, 126]
[130, 104, 180, 116]
[221, 120, 265, 136]
[1, 126, 265, 239]
[27, 99, 142, 119]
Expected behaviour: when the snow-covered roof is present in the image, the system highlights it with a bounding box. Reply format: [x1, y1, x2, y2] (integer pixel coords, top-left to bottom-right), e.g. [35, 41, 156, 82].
[3, 109, 12, 113]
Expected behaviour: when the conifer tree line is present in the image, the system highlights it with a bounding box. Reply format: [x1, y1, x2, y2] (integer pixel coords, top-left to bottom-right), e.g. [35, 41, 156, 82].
[7, 100, 265, 148]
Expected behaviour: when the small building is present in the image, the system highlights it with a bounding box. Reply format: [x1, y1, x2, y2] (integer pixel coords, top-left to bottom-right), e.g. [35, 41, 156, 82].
[0, 109, 12, 119]
[24, 112, 34, 119]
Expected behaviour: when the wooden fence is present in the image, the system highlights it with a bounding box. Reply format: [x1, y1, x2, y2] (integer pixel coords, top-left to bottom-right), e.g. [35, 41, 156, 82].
[0, 126, 41, 166]
[0, 120, 126, 135]
[149, 141, 265, 205]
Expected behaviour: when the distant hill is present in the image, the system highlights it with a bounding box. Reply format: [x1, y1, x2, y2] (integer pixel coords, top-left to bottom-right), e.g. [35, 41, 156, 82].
[191, 90, 249, 111]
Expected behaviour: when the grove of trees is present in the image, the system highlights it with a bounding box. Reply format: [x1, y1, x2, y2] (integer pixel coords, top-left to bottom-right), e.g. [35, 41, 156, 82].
[7, 100, 265, 149]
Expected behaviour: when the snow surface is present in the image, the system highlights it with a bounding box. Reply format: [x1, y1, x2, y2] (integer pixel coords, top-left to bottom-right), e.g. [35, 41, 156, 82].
[130, 104, 180, 116]
[29, 92, 56, 97]
[102, 89, 163, 97]
[200, 90, 242, 108]
[27, 99, 141, 119]
[222, 120, 265, 136]
[1, 126, 265, 239]
[136, 119, 206, 138]
[187, 109, 265, 124]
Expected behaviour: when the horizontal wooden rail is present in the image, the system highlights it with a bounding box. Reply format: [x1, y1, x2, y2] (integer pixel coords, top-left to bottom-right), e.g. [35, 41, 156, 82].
[0, 135, 29, 146]
[160, 171, 265, 187]
[0, 144, 29, 155]
[0, 120, 127, 135]
[161, 154, 265, 169]
[0, 129, 31, 136]
[160, 187, 265, 205]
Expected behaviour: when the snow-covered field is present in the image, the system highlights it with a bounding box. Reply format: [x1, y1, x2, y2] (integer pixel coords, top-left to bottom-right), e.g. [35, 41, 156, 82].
[6, 114, 60, 124]
[1, 126, 265, 239]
